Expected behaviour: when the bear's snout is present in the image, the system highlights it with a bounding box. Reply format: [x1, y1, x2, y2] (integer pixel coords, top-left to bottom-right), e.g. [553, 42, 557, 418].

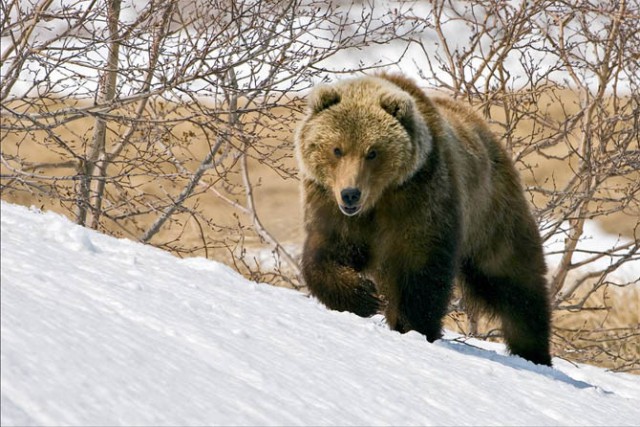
[340, 188, 361, 206]
[339, 187, 362, 216]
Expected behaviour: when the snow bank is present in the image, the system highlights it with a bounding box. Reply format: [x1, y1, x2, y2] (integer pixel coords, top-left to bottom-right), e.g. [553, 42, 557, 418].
[1, 201, 639, 426]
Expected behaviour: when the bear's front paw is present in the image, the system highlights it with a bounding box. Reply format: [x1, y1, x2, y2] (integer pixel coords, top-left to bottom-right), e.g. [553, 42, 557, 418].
[351, 279, 385, 317]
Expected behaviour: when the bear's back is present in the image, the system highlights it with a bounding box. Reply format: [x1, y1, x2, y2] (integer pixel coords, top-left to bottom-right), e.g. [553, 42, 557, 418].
[376, 74, 526, 257]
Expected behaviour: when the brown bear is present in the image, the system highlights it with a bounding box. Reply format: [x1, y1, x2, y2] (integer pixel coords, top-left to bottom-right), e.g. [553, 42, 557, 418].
[295, 73, 552, 366]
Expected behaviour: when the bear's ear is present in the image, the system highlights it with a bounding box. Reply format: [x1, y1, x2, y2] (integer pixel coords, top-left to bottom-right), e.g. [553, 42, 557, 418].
[308, 85, 341, 114]
[380, 92, 416, 133]
[380, 92, 413, 120]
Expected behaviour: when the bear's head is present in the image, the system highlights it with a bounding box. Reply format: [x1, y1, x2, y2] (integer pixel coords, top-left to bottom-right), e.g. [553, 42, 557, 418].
[295, 76, 432, 216]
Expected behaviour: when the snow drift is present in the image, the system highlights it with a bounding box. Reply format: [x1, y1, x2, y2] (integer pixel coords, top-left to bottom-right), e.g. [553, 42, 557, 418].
[1, 201, 639, 426]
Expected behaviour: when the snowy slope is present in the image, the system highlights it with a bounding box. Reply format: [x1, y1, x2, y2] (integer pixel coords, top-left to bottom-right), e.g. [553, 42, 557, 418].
[1, 201, 639, 426]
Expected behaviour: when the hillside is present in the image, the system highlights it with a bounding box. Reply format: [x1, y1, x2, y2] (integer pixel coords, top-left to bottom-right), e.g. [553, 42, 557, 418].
[1, 201, 639, 426]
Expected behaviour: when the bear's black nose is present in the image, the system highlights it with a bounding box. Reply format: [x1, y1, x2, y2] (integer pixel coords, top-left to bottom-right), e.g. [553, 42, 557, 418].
[341, 188, 361, 206]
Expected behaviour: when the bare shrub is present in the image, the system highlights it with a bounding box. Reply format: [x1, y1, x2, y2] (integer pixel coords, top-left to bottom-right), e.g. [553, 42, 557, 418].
[1, 0, 420, 287]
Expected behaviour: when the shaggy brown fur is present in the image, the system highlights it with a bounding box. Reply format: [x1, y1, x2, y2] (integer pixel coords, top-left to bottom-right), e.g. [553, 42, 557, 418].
[295, 73, 552, 366]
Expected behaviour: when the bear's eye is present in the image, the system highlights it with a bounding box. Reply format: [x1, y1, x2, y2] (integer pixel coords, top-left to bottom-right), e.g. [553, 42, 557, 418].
[333, 147, 343, 158]
[365, 149, 377, 160]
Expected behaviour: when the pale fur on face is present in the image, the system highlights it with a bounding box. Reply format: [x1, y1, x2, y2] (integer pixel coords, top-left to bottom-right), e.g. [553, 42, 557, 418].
[295, 76, 432, 215]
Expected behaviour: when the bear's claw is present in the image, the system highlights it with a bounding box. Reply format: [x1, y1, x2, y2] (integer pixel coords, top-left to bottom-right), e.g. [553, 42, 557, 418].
[352, 279, 385, 317]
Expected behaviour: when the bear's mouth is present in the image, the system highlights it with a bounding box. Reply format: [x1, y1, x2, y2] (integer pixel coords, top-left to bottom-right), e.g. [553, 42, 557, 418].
[339, 205, 361, 216]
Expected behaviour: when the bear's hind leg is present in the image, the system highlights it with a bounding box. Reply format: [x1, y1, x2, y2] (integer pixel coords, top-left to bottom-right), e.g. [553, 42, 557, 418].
[460, 260, 552, 366]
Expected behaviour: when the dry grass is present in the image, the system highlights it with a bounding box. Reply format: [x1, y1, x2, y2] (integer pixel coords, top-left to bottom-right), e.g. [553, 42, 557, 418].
[1, 99, 304, 262]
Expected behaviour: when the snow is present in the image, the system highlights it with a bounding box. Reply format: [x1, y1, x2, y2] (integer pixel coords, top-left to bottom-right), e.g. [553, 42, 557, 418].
[1, 201, 639, 426]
